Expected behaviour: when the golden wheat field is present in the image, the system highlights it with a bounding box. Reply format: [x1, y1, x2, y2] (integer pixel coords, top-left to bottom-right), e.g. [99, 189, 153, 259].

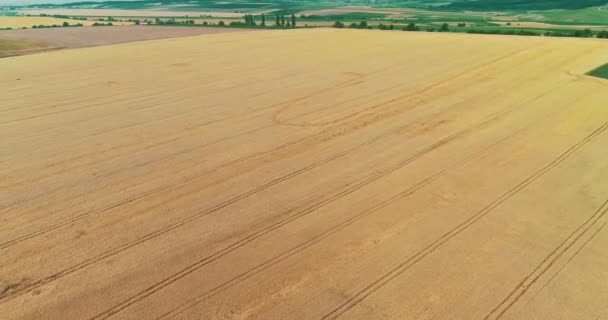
[1, 29, 608, 320]
[0, 17, 132, 29]
[18, 9, 270, 18]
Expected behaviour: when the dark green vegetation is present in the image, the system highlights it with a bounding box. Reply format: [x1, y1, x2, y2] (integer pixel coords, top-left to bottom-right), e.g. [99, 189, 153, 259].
[4, 0, 607, 37]
[91, 22, 114, 26]
[230, 13, 296, 27]
[149, 14, 299, 29]
[587, 63, 608, 79]
[31, 21, 84, 28]
[332, 20, 608, 39]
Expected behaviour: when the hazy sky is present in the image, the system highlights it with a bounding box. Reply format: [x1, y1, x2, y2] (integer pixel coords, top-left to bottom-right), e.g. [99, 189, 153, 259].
[1, 0, 114, 5]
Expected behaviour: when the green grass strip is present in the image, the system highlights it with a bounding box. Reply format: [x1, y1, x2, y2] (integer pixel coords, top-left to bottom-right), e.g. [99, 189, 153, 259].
[587, 63, 608, 80]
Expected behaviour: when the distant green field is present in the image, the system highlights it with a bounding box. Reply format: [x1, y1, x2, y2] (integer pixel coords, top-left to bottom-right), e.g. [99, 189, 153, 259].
[7, 0, 608, 30]
[540, 7, 608, 25]
[587, 63, 608, 80]
[15, 0, 333, 13]
[300, 12, 388, 21]
[445, 0, 608, 10]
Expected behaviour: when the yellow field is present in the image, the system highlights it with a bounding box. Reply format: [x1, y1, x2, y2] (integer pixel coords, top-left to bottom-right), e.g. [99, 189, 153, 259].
[18, 9, 272, 18]
[0, 17, 131, 29]
[1, 29, 608, 320]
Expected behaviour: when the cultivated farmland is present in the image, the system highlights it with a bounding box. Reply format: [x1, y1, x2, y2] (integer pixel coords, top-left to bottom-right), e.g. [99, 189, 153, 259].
[1, 29, 608, 320]
[0, 16, 129, 29]
[0, 26, 258, 52]
[18, 9, 275, 18]
[0, 38, 56, 57]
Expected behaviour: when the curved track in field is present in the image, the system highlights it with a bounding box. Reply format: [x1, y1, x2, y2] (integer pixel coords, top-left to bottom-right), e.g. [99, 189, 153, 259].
[2, 29, 608, 320]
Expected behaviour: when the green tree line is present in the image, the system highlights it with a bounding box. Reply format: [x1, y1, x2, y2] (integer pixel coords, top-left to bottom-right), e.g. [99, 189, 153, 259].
[333, 21, 608, 39]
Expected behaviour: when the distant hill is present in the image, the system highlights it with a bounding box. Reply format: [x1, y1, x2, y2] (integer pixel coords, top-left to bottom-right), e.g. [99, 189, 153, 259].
[445, 0, 608, 10]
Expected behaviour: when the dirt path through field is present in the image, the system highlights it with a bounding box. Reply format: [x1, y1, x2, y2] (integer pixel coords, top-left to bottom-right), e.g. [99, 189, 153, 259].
[1, 29, 607, 320]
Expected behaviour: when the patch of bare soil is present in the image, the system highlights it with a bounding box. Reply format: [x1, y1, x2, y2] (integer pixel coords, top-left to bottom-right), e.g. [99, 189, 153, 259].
[0, 26, 257, 50]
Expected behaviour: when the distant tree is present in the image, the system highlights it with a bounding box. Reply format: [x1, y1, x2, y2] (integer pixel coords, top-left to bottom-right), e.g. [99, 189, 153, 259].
[62, 21, 69, 27]
[218, 20, 225, 26]
[583, 28, 593, 37]
[281, 15, 285, 26]
[404, 22, 418, 31]
[291, 13, 296, 28]
[572, 29, 592, 38]
[244, 14, 256, 26]
[358, 21, 367, 29]
[261, 14, 266, 26]
[333, 21, 344, 28]
[439, 23, 449, 32]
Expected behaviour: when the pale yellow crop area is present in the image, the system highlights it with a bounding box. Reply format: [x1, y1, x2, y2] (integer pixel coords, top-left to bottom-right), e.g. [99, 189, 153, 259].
[0, 16, 131, 29]
[1, 29, 608, 320]
[19, 9, 264, 18]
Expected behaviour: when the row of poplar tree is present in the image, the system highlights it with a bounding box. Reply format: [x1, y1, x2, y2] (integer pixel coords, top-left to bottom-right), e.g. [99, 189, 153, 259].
[243, 13, 297, 28]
